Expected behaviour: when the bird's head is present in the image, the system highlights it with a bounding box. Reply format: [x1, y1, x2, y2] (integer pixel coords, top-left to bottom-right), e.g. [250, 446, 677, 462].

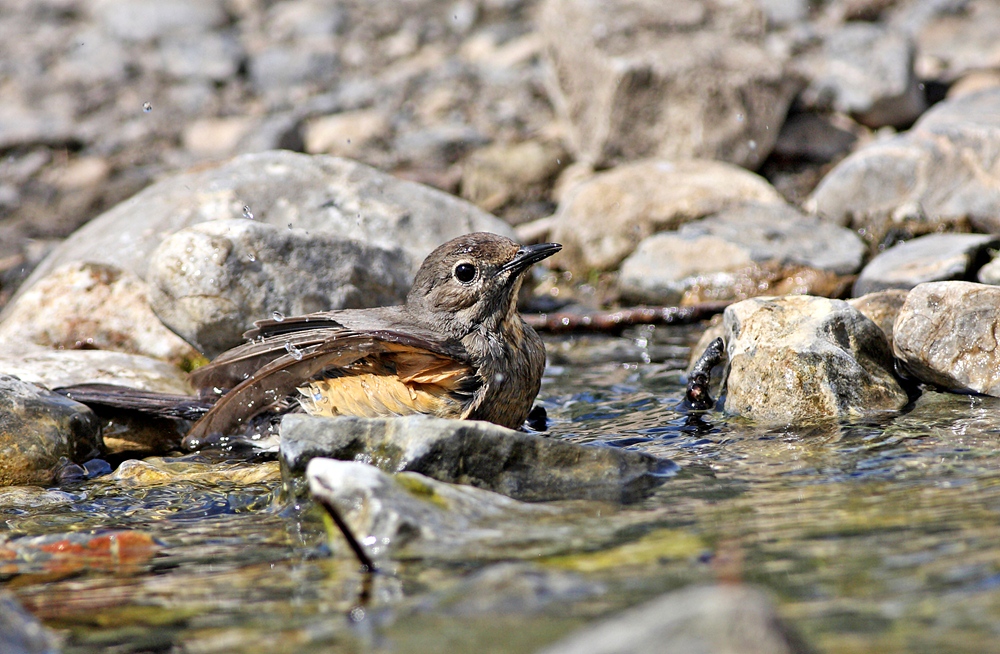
[406, 232, 561, 337]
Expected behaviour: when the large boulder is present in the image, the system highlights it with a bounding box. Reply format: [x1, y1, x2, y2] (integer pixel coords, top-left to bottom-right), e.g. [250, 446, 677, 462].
[6, 151, 514, 316]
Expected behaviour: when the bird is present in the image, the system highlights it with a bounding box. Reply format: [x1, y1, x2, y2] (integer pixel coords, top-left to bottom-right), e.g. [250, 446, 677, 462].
[61, 233, 561, 446]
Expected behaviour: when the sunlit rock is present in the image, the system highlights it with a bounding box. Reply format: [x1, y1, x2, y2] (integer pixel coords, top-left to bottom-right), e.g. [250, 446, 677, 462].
[852, 233, 999, 297]
[893, 281, 1000, 397]
[283, 414, 676, 503]
[0, 262, 200, 368]
[148, 219, 410, 356]
[0, 375, 102, 486]
[723, 295, 908, 424]
[808, 88, 1000, 234]
[619, 202, 865, 304]
[549, 160, 784, 275]
[538, 0, 801, 169]
[9, 151, 514, 310]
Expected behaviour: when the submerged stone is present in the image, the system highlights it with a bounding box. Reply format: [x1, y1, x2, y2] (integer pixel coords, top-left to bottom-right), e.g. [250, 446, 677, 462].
[536, 584, 809, 654]
[283, 414, 676, 503]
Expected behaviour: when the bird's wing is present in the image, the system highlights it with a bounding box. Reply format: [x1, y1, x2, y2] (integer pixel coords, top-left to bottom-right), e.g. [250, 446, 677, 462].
[184, 329, 477, 444]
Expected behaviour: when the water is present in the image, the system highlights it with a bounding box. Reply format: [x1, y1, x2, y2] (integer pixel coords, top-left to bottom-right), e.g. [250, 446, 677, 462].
[5, 326, 1000, 652]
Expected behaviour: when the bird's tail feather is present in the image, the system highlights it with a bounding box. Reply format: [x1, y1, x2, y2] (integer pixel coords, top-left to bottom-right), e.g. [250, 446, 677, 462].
[55, 384, 213, 421]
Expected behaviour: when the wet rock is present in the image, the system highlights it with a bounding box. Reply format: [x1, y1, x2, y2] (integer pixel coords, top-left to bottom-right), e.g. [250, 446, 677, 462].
[460, 139, 568, 218]
[620, 202, 865, 304]
[893, 281, 1000, 396]
[798, 23, 925, 128]
[853, 233, 999, 297]
[537, 584, 808, 654]
[808, 89, 1000, 233]
[307, 458, 562, 560]
[847, 289, 909, 344]
[0, 375, 102, 487]
[724, 295, 908, 424]
[549, 160, 785, 275]
[538, 0, 801, 169]
[0, 589, 63, 654]
[12, 151, 514, 305]
[0, 344, 194, 396]
[283, 414, 677, 502]
[148, 219, 410, 356]
[0, 262, 200, 368]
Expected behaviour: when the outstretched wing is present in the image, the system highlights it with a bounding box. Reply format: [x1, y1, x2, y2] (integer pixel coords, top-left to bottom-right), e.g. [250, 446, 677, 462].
[184, 327, 478, 443]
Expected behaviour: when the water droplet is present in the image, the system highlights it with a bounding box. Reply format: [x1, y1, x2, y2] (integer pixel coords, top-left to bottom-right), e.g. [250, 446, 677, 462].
[312, 391, 323, 402]
[272, 311, 285, 322]
[285, 342, 303, 360]
[556, 158, 561, 164]
[287, 223, 293, 230]
[242, 205, 254, 220]
[247, 253, 256, 262]
[736, 113, 744, 122]
[142, 102, 152, 113]
[748, 140, 757, 151]
[494, 372, 505, 383]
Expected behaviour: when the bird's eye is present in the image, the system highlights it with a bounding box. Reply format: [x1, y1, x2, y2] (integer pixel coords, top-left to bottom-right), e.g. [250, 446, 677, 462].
[453, 262, 477, 284]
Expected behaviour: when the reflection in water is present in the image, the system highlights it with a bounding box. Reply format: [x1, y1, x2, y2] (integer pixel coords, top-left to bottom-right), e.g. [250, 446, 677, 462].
[4, 327, 1000, 653]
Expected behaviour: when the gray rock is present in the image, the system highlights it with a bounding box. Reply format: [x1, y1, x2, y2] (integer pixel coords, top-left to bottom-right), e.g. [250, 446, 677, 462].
[853, 233, 999, 297]
[847, 289, 909, 345]
[808, 89, 1000, 232]
[724, 295, 908, 424]
[689, 203, 866, 274]
[893, 281, 1000, 396]
[8, 151, 514, 313]
[307, 458, 565, 560]
[549, 160, 785, 274]
[537, 0, 802, 169]
[95, 0, 228, 42]
[909, 0, 1000, 83]
[0, 262, 200, 367]
[156, 31, 244, 82]
[148, 220, 411, 356]
[283, 414, 677, 502]
[0, 343, 194, 396]
[798, 23, 925, 128]
[536, 584, 809, 654]
[248, 46, 340, 95]
[0, 589, 62, 654]
[619, 202, 864, 303]
[0, 375, 102, 487]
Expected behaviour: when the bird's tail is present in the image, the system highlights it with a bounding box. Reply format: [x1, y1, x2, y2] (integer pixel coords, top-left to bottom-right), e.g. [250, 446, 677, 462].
[55, 384, 214, 421]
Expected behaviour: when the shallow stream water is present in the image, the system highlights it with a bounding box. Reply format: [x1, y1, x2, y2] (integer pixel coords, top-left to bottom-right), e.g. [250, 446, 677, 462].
[5, 325, 1000, 653]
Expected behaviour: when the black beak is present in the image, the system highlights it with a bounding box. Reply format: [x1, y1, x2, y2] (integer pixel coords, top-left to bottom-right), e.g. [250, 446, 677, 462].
[498, 242, 562, 276]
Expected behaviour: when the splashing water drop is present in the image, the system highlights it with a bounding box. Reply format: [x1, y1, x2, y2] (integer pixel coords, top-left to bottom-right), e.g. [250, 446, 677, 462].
[285, 342, 304, 360]
[272, 311, 285, 322]
[242, 205, 254, 220]
[247, 253, 256, 262]
[142, 102, 152, 113]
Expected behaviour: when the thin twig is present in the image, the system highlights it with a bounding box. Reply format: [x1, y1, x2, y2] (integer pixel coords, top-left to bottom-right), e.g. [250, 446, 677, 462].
[523, 302, 730, 334]
[317, 496, 379, 573]
[684, 337, 726, 410]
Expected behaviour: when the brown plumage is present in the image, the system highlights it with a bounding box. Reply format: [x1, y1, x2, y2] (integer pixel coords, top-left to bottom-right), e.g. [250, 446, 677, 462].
[180, 232, 561, 442]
